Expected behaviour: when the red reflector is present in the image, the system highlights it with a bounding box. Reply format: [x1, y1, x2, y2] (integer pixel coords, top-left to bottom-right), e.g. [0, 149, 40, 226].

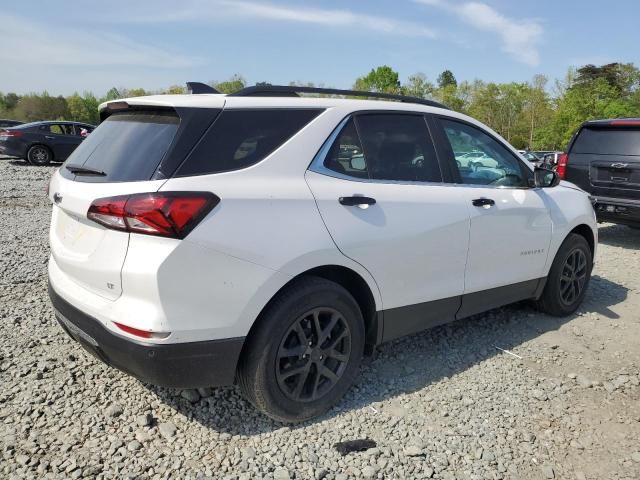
[113, 322, 153, 338]
[113, 322, 170, 339]
[556, 153, 568, 179]
[609, 120, 640, 126]
[87, 192, 219, 238]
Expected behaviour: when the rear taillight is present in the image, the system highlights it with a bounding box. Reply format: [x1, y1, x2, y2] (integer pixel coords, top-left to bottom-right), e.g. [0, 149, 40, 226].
[557, 153, 569, 179]
[87, 192, 219, 238]
[0, 130, 22, 138]
[609, 120, 640, 126]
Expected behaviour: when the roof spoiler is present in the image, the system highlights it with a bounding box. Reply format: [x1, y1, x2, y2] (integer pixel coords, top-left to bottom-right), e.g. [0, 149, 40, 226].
[186, 82, 220, 94]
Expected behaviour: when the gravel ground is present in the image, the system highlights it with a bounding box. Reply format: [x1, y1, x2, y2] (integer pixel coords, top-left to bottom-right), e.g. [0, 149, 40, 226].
[1, 157, 639, 480]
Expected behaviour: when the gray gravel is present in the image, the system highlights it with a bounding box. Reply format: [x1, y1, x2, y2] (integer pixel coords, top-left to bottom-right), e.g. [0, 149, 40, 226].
[1, 157, 639, 479]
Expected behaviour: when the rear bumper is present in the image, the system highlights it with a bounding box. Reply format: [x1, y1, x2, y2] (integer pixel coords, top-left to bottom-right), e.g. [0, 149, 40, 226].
[0, 142, 24, 158]
[49, 283, 245, 388]
[593, 196, 640, 226]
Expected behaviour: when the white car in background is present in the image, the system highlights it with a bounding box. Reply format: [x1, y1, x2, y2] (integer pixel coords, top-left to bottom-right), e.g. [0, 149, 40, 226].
[47, 84, 597, 422]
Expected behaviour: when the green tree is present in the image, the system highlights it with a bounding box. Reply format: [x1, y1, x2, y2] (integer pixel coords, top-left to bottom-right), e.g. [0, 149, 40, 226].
[67, 93, 100, 124]
[437, 70, 457, 89]
[0, 92, 20, 112]
[434, 83, 467, 112]
[353, 66, 401, 93]
[523, 74, 551, 149]
[14, 93, 68, 122]
[575, 63, 640, 94]
[103, 88, 121, 101]
[214, 74, 246, 94]
[124, 88, 147, 98]
[166, 85, 186, 94]
[403, 73, 435, 99]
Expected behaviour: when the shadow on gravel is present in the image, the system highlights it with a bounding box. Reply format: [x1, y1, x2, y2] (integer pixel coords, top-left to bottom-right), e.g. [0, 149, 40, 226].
[145, 275, 628, 436]
[598, 224, 640, 251]
[584, 275, 628, 319]
[8, 159, 59, 167]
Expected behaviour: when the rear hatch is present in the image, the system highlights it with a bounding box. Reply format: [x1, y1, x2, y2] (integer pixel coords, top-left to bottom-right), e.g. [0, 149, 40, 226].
[570, 124, 640, 201]
[49, 103, 221, 300]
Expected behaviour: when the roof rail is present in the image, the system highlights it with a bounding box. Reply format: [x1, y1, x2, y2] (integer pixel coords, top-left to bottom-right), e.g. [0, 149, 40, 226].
[229, 85, 448, 109]
[186, 82, 220, 94]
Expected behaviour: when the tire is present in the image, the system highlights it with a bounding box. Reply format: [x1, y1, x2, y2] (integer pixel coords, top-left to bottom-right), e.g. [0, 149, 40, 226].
[27, 145, 52, 165]
[537, 233, 593, 316]
[237, 277, 365, 423]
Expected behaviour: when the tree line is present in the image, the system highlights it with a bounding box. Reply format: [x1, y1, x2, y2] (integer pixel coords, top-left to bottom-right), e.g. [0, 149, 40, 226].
[1, 63, 639, 150]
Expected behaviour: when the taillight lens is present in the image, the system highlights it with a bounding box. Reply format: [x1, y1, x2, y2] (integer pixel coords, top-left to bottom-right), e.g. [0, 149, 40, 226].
[87, 192, 219, 238]
[0, 130, 22, 138]
[609, 120, 640, 126]
[556, 153, 568, 179]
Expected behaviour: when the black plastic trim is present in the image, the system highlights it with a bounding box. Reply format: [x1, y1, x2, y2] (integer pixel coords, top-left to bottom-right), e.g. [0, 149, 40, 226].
[49, 284, 244, 388]
[186, 82, 220, 94]
[594, 197, 640, 226]
[230, 85, 449, 110]
[378, 278, 546, 343]
[457, 278, 542, 319]
[382, 297, 460, 342]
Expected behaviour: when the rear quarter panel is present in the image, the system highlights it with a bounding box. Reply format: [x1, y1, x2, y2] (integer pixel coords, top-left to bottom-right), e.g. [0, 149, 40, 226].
[155, 107, 383, 339]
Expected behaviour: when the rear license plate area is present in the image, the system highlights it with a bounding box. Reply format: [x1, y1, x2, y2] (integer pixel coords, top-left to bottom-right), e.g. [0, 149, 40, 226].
[55, 309, 99, 348]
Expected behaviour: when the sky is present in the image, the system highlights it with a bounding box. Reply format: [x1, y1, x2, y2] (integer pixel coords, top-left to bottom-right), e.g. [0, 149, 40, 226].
[1, 0, 638, 96]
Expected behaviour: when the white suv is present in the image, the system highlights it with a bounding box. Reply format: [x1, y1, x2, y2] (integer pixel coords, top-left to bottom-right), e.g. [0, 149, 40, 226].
[48, 84, 597, 422]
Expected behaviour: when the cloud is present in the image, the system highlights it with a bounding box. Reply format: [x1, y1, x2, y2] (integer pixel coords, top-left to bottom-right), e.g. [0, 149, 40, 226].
[0, 13, 199, 68]
[127, 0, 438, 38]
[414, 0, 543, 66]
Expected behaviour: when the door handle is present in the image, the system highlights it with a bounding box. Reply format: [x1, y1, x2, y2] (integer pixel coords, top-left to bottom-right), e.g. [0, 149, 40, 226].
[472, 198, 495, 207]
[339, 196, 376, 207]
[45, 136, 55, 140]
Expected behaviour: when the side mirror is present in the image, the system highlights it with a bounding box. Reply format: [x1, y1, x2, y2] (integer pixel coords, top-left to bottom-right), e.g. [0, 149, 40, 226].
[350, 155, 366, 171]
[534, 167, 560, 188]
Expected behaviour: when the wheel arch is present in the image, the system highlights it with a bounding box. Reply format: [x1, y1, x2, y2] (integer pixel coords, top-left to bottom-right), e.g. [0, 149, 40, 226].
[238, 264, 382, 372]
[569, 223, 595, 258]
[27, 143, 55, 162]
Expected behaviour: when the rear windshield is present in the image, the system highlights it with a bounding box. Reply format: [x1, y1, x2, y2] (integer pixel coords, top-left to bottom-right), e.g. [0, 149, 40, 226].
[175, 109, 322, 176]
[62, 111, 179, 182]
[572, 127, 640, 156]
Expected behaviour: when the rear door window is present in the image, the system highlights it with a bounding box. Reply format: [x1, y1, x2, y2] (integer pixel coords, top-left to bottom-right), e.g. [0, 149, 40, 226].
[356, 114, 441, 182]
[60, 124, 76, 136]
[42, 124, 64, 135]
[572, 128, 640, 156]
[176, 109, 322, 176]
[61, 110, 179, 182]
[323, 118, 369, 179]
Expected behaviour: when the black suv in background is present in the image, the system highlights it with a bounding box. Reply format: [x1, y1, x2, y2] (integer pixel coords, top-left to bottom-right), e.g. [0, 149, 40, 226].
[561, 119, 640, 228]
[0, 121, 95, 165]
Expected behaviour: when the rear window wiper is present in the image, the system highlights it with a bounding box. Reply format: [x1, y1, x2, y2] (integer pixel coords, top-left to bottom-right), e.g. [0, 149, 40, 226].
[65, 164, 107, 176]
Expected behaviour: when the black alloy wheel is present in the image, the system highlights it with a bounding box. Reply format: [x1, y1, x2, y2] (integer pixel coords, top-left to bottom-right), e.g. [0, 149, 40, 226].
[559, 248, 588, 306]
[275, 307, 351, 402]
